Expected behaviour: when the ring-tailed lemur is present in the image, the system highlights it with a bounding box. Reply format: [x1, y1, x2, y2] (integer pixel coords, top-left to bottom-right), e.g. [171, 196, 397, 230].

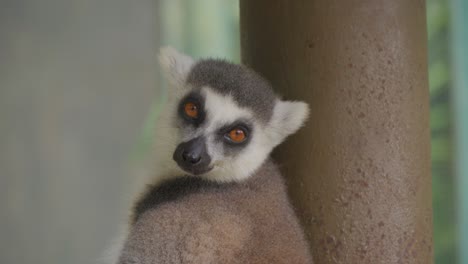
[112, 47, 313, 264]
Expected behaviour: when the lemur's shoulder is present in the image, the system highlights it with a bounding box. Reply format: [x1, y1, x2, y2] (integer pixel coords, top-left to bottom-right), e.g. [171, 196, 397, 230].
[131, 176, 232, 225]
[130, 159, 284, 225]
[120, 159, 312, 264]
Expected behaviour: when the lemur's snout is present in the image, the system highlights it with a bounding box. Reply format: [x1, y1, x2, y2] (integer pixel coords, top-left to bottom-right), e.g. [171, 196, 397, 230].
[173, 136, 212, 175]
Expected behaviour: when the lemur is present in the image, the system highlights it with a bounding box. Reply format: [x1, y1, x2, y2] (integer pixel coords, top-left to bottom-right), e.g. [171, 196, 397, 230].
[113, 47, 313, 264]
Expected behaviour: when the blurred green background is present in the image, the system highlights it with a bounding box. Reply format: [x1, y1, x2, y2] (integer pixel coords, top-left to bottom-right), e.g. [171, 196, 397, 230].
[0, 1, 465, 263]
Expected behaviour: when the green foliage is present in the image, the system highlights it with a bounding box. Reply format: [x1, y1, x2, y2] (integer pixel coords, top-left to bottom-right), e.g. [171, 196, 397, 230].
[427, 0, 450, 41]
[429, 62, 450, 94]
[427, 0, 457, 263]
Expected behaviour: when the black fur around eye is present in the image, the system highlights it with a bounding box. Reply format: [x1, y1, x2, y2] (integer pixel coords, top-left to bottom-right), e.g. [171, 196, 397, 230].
[178, 93, 205, 126]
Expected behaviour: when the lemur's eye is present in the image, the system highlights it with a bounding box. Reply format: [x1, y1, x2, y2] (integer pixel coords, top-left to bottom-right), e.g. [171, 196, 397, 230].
[226, 128, 246, 143]
[184, 102, 199, 118]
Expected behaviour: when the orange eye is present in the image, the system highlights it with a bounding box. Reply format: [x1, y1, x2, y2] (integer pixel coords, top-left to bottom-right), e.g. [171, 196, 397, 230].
[228, 128, 246, 143]
[184, 102, 198, 118]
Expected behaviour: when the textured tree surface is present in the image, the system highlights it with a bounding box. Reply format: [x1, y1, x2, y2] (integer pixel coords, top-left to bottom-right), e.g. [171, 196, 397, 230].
[240, 1, 433, 263]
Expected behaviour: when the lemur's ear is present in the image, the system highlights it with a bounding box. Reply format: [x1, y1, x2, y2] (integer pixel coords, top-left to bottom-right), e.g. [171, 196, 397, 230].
[158, 46, 194, 86]
[268, 100, 309, 146]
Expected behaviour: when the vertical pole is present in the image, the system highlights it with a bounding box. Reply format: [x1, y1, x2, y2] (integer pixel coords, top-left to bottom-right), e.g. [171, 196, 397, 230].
[240, 1, 433, 263]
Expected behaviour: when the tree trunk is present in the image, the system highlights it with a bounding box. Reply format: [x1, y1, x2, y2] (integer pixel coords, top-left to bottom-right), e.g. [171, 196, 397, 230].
[240, 1, 433, 263]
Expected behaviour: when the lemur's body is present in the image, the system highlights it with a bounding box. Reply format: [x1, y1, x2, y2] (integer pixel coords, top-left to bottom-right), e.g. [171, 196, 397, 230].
[113, 47, 313, 264]
[119, 159, 310, 264]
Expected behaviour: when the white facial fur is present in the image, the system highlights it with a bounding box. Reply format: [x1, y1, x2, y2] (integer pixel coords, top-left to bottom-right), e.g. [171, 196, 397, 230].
[201, 87, 259, 182]
[153, 46, 309, 183]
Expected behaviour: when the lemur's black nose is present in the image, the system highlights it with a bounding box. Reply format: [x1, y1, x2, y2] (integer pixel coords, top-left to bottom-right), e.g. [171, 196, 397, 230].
[182, 151, 201, 164]
[173, 136, 212, 175]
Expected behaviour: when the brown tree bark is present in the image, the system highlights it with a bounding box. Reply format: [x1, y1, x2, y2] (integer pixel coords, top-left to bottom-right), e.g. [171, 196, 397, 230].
[240, 1, 433, 263]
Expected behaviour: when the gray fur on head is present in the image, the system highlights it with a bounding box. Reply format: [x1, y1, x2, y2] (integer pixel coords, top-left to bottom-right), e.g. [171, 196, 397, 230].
[187, 59, 277, 124]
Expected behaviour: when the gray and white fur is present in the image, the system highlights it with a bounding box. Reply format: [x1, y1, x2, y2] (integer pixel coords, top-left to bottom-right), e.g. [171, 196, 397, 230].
[111, 47, 313, 264]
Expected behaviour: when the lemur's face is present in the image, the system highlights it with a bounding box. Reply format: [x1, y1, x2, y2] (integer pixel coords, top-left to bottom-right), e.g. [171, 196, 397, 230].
[158, 47, 309, 182]
[173, 86, 265, 181]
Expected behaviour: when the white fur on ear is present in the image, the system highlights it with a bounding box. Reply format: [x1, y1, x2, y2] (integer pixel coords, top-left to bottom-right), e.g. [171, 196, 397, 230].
[158, 46, 194, 86]
[267, 100, 309, 146]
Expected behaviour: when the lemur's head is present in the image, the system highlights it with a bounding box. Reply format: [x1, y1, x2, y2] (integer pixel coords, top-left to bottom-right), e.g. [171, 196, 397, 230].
[157, 47, 308, 183]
